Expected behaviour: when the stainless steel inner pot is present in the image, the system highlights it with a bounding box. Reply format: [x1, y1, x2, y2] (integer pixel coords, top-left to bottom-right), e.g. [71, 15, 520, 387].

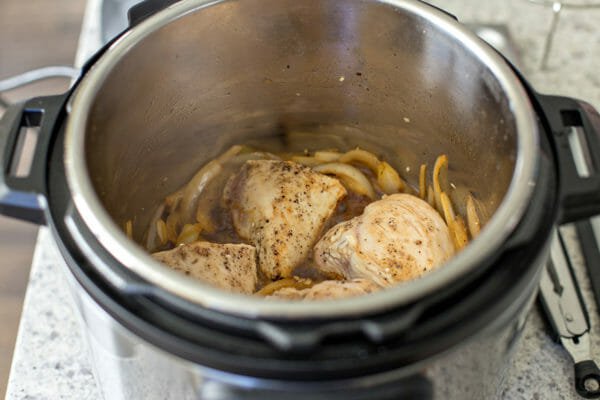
[64, 0, 539, 318]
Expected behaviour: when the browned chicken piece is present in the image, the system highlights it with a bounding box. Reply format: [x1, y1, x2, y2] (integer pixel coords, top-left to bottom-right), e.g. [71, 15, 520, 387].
[267, 279, 380, 300]
[223, 160, 347, 279]
[314, 193, 454, 287]
[152, 242, 258, 294]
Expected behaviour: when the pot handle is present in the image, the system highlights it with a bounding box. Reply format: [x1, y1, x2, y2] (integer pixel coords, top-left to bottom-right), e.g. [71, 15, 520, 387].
[0, 94, 67, 224]
[128, 0, 180, 27]
[536, 94, 600, 223]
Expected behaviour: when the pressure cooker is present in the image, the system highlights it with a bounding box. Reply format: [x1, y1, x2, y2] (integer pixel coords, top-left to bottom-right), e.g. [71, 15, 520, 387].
[2, 0, 600, 398]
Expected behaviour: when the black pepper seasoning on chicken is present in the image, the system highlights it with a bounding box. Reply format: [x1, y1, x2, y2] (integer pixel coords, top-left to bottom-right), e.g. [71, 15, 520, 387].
[223, 160, 347, 279]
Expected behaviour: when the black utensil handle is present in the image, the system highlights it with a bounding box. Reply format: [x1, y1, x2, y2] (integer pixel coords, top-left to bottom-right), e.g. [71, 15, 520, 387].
[536, 94, 600, 223]
[128, 0, 180, 27]
[576, 220, 600, 318]
[575, 360, 600, 398]
[0, 94, 67, 224]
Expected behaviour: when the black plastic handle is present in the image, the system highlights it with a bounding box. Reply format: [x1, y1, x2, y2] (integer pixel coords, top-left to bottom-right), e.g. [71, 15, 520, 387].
[254, 302, 425, 352]
[575, 360, 600, 398]
[128, 0, 180, 27]
[576, 220, 600, 318]
[536, 94, 600, 223]
[0, 94, 67, 224]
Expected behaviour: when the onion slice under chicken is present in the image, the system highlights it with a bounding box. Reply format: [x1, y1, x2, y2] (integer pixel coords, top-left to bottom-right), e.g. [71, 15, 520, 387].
[178, 145, 243, 222]
[313, 162, 376, 199]
[256, 277, 314, 296]
[338, 148, 381, 172]
[314, 150, 342, 162]
[466, 194, 481, 238]
[440, 192, 468, 250]
[176, 223, 203, 246]
[377, 161, 405, 194]
[452, 216, 469, 250]
[290, 155, 322, 166]
[156, 219, 168, 246]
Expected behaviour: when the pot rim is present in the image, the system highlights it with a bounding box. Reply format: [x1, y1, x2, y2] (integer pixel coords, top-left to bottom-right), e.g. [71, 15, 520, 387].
[64, 0, 539, 319]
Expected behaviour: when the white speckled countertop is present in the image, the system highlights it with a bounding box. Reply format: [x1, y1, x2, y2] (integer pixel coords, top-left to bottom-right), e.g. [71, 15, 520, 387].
[5, 1, 600, 399]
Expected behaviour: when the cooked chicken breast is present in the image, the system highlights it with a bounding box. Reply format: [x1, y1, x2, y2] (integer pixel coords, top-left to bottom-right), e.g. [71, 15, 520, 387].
[267, 279, 380, 301]
[223, 160, 347, 279]
[314, 193, 454, 287]
[152, 242, 257, 294]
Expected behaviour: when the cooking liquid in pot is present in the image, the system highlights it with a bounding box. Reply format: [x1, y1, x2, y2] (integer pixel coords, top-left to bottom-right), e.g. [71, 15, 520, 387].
[135, 136, 481, 299]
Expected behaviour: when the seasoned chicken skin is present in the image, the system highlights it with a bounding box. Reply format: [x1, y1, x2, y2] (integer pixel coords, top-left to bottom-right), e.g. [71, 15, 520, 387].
[152, 242, 257, 294]
[314, 194, 454, 287]
[267, 279, 380, 301]
[223, 160, 347, 279]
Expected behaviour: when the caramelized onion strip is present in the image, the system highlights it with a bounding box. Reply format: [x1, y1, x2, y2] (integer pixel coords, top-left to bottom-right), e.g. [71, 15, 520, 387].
[466, 194, 481, 238]
[419, 164, 427, 200]
[256, 278, 314, 296]
[433, 154, 449, 214]
[377, 161, 405, 194]
[338, 148, 381, 172]
[313, 162, 376, 199]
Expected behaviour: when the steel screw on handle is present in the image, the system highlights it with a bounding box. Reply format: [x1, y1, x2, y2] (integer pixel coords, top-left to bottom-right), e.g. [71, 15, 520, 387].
[575, 360, 600, 398]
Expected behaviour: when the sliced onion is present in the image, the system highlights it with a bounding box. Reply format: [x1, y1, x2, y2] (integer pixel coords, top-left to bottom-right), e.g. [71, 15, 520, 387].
[178, 145, 243, 221]
[235, 151, 281, 162]
[338, 148, 381, 172]
[291, 155, 321, 166]
[164, 190, 183, 211]
[440, 192, 456, 226]
[124, 220, 133, 239]
[427, 185, 435, 207]
[176, 223, 203, 246]
[313, 162, 376, 199]
[156, 219, 168, 246]
[441, 192, 468, 250]
[195, 209, 216, 233]
[433, 154, 449, 214]
[377, 161, 405, 194]
[178, 160, 224, 221]
[314, 150, 341, 162]
[419, 164, 427, 200]
[466, 194, 481, 238]
[218, 144, 245, 161]
[144, 203, 166, 251]
[452, 216, 469, 250]
[256, 277, 314, 296]
[166, 213, 180, 244]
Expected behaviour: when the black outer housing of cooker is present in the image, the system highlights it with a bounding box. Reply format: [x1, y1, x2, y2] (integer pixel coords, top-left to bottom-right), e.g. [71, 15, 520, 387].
[33, 84, 557, 400]
[40, 101, 556, 398]
[3, 1, 600, 398]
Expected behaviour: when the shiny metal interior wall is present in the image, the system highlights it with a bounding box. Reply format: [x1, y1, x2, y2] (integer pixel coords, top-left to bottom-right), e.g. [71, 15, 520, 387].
[83, 0, 517, 236]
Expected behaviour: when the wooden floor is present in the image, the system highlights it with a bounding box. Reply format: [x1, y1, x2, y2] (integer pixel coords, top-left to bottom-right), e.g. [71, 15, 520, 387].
[0, 1, 85, 397]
